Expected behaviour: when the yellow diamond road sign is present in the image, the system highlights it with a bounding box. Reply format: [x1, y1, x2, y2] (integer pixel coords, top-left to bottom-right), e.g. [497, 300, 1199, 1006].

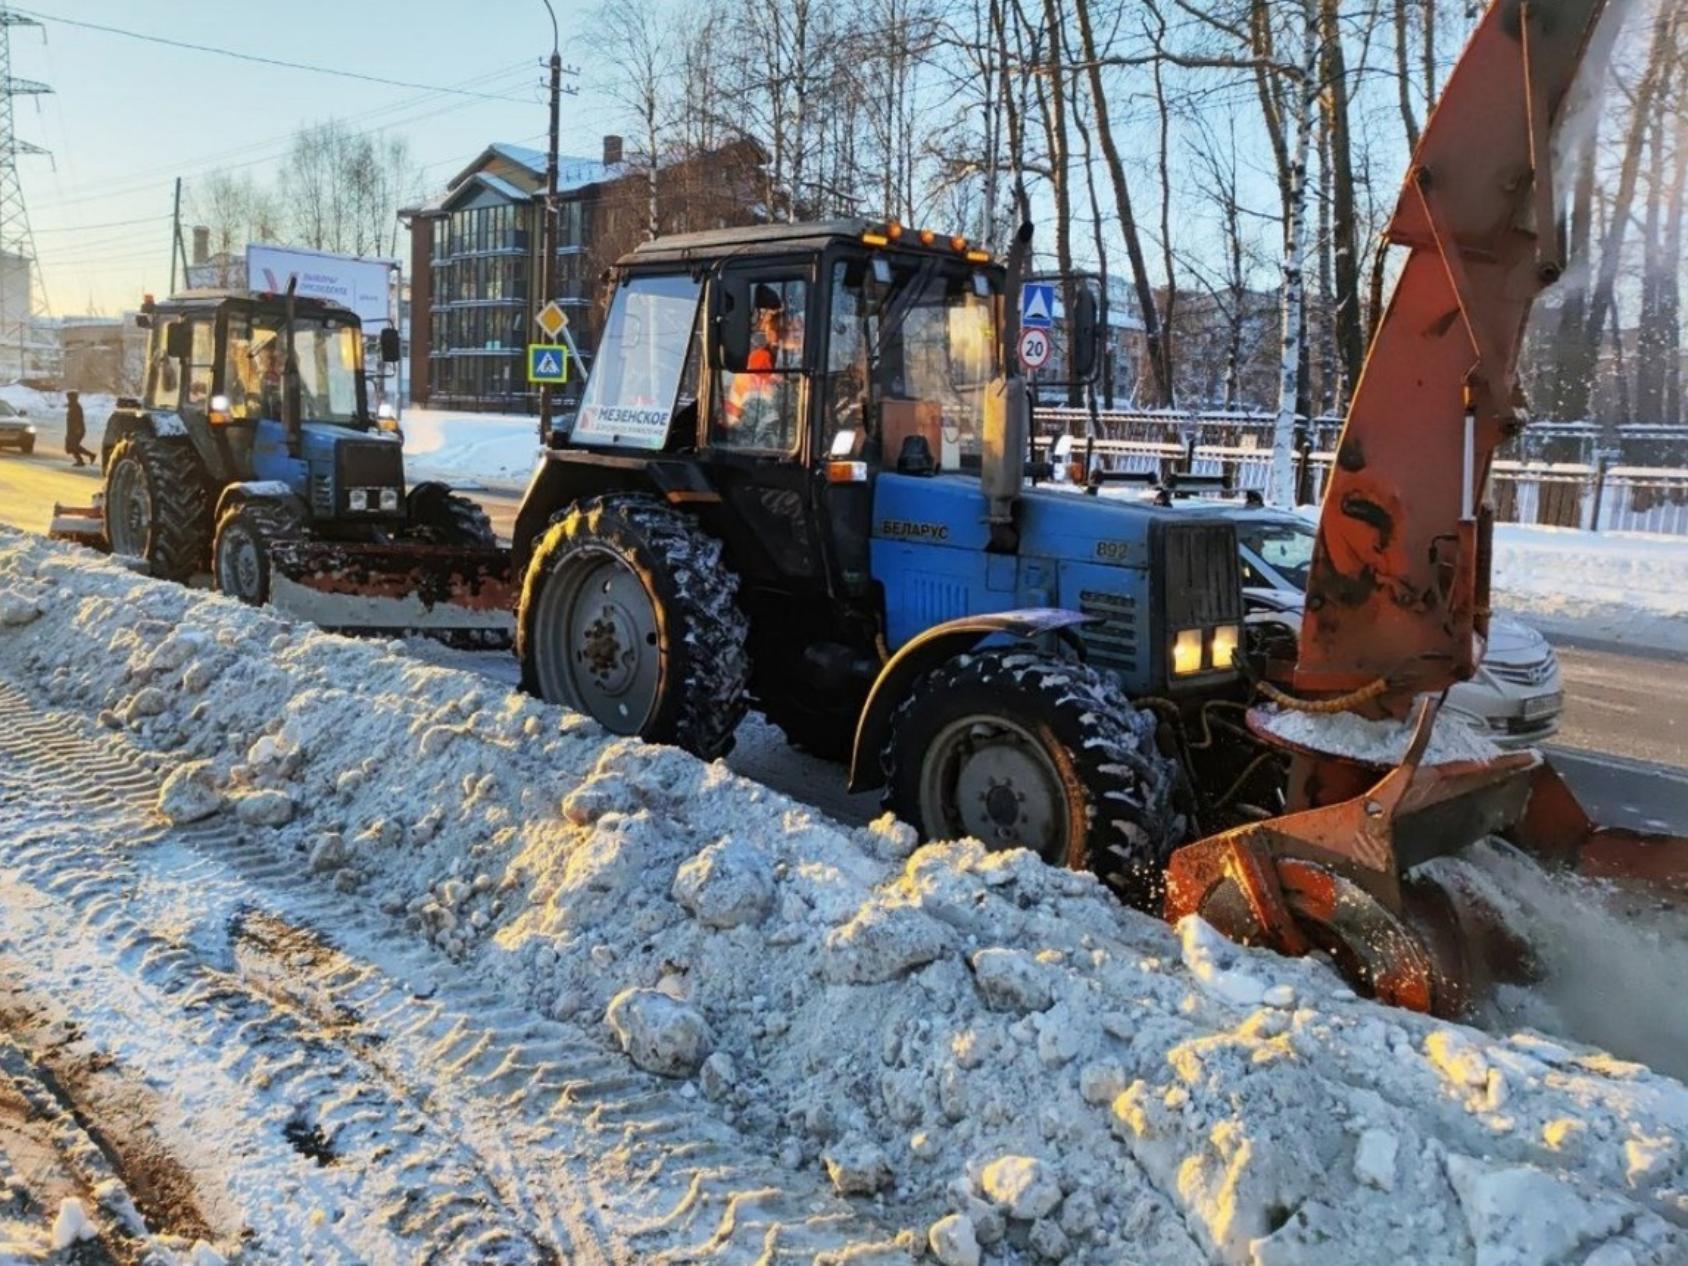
[535, 301, 568, 339]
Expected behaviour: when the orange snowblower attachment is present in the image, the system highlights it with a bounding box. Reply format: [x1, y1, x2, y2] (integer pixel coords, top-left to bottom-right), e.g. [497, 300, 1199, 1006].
[1163, 0, 1688, 1015]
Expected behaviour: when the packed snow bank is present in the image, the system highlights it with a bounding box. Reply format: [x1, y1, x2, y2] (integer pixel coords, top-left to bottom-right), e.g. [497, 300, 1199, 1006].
[1260, 705, 1503, 766]
[400, 408, 540, 488]
[2, 529, 1687, 1266]
[1489, 525, 1686, 652]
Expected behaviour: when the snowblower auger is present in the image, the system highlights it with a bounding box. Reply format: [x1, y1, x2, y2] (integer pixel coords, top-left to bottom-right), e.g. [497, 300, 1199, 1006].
[1162, 0, 1688, 1015]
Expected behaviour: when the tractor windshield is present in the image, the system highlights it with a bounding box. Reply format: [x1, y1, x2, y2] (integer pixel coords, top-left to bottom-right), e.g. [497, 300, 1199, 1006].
[823, 256, 998, 468]
[226, 312, 365, 426]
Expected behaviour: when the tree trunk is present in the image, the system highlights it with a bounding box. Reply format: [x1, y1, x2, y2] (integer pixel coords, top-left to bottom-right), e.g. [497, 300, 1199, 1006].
[1074, 0, 1172, 404]
[1269, 1, 1319, 508]
[1322, 0, 1364, 406]
[1394, 0, 1420, 150]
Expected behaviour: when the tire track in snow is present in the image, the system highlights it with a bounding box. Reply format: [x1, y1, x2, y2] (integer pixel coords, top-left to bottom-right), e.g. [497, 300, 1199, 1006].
[0, 678, 907, 1263]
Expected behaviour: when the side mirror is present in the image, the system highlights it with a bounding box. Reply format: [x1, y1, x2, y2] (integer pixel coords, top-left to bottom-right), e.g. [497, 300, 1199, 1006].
[712, 274, 752, 374]
[164, 321, 193, 360]
[1070, 289, 1100, 383]
[379, 327, 401, 364]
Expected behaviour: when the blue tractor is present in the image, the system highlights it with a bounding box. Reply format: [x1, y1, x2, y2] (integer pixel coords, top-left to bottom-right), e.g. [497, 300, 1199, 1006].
[509, 221, 1254, 905]
[84, 289, 511, 640]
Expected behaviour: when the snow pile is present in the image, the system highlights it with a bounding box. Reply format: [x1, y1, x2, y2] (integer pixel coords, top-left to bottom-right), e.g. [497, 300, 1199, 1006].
[400, 408, 541, 488]
[1259, 704, 1503, 766]
[2, 527, 1687, 1266]
[1490, 524, 1688, 653]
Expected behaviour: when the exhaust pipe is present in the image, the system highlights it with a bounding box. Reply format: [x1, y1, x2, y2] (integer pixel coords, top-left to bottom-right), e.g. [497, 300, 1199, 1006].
[983, 223, 1034, 551]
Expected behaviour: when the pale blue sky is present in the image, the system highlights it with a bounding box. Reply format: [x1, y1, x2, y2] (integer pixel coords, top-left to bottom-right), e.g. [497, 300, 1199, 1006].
[15, 1, 625, 315]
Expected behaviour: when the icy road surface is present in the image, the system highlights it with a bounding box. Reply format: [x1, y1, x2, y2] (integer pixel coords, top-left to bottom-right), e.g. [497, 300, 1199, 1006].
[1, 529, 1687, 1265]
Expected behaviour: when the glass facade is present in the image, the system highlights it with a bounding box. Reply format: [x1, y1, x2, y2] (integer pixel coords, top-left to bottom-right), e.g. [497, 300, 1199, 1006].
[424, 187, 591, 411]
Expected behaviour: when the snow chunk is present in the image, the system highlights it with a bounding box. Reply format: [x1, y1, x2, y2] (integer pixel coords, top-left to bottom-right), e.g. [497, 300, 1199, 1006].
[1177, 915, 1268, 1007]
[234, 789, 295, 827]
[157, 760, 222, 823]
[1353, 1128, 1398, 1191]
[823, 1136, 891, 1195]
[51, 1197, 96, 1249]
[0, 586, 42, 627]
[970, 947, 1057, 1013]
[821, 901, 952, 984]
[1260, 704, 1501, 767]
[672, 837, 774, 928]
[978, 1155, 1061, 1221]
[928, 1213, 981, 1266]
[1445, 1155, 1637, 1266]
[604, 988, 712, 1077]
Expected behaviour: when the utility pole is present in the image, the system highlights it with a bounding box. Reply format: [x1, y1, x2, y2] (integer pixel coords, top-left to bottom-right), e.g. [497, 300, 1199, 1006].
[538, 0, 561, 445]
[0, 6, 50, 383]
[169, 177, 183, 294]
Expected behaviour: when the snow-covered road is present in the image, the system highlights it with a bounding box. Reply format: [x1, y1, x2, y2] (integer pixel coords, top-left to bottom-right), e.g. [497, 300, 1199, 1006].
[1, 530, 1687, 1265]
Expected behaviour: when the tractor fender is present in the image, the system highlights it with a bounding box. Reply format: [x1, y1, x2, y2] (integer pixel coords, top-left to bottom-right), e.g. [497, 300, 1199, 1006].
[846, 608, 1092, 793]
[214, 481, 308, 525]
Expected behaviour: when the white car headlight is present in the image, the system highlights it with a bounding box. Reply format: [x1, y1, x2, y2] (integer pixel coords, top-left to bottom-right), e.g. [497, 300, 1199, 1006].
[348, 489, 368, 511]
[379, 488, 400, 512]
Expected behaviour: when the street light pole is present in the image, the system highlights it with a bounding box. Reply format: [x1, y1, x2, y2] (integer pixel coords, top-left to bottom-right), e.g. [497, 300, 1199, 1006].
[538, 0, 561, 445]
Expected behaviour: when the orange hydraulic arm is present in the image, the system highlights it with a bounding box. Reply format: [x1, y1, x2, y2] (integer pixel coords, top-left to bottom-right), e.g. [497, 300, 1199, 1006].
[1296, 0, 1619, 704]
[1163, 0, 1688, 1020]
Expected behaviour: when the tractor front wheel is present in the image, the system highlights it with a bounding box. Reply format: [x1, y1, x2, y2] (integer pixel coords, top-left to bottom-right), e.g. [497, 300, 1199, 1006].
[519, 494, 750, 760]
[213, 499, 304, 608]
[407, 481, 497, 548]
[884, 650, 1184, 909]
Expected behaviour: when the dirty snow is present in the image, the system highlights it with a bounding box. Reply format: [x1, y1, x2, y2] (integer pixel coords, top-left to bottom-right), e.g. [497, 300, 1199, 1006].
[1259, 703, 1504, 766]
[1, 526, 1686, 1265]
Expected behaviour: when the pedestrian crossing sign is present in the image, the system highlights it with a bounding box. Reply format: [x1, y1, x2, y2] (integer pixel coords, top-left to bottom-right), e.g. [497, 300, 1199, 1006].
[527, 343, 569, 384]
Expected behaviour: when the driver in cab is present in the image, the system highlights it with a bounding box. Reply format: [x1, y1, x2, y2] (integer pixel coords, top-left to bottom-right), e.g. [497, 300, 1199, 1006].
[722, 285, 802, 448]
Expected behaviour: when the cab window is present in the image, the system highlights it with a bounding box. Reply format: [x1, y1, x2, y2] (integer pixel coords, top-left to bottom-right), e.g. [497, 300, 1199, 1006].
[145, 320, 181, 411]
[185, 321, 216, 410]
[713, 276, 807, 454]
[571, 272, 702, 449]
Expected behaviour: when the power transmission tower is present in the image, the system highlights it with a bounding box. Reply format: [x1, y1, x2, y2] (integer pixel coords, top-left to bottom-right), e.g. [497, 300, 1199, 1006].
[0, 6, 50, 383]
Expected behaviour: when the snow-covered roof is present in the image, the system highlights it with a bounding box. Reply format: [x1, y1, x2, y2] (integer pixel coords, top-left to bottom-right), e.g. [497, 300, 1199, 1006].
[486, 142, 610, 191]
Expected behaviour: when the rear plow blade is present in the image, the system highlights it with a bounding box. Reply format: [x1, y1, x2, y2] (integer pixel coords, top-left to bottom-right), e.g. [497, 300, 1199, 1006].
[1163, 697, 1688, 1018]
[48, 500, 108, 551]
[267, 540, 515, 647]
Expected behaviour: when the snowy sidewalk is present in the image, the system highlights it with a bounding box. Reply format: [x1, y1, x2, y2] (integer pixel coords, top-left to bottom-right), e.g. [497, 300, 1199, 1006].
[2, 528, 1687, 1265]
[400, 407, 544, 488]
[1492, 524, 1688, 653]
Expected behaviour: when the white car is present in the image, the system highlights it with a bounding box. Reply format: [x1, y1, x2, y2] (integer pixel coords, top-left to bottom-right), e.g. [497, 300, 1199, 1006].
[1233, 510, 1564, 749]
[0, 399, 35, 455]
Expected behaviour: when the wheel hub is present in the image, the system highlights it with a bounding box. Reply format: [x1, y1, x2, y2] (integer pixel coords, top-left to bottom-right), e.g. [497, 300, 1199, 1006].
[922, 717, 1068, 859]
[578, 603, 638, 694]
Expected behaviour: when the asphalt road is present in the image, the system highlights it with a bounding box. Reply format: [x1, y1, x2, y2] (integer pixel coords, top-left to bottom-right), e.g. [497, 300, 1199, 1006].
[2, 455, 1680, 832]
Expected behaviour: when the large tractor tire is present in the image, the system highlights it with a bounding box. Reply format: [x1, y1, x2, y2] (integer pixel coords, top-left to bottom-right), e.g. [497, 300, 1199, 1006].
[102, 435, 211, 582]
[883, 649, 1184, 910]
[407, 481, 497, 548]
[213, 498, 305, 608]
[519, 494, 750, 759]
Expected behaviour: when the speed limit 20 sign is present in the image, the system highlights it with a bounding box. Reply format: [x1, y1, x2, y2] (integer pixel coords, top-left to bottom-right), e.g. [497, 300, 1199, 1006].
[1018, 326, 1052, 371]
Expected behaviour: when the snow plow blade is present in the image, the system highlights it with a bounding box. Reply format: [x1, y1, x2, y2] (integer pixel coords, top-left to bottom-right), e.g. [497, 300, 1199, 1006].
[48, 500, 108, 551]
[267, 540, 515, 646]
[1163, 697, 1688, 1018]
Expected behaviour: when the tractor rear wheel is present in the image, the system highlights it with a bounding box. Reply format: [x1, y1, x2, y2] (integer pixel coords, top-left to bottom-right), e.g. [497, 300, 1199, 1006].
[213, 499, 305, 607]
[519, 494, 750, 760]
[884, 650, 1184, 909]
[407, 481, 496, 548]
[102, 435, 210, 582]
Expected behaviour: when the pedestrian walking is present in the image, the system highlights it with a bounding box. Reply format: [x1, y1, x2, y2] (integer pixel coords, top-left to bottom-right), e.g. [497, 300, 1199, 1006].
[64, 391, 94, 467]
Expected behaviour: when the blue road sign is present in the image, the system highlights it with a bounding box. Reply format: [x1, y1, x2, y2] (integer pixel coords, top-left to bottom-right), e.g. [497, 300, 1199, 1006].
[1020, 282, 1055, 329]
[527, 343, 569, 384]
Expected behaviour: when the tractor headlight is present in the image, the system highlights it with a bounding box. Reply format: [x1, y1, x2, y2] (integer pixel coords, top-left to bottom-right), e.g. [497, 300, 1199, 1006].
[1209, 624, 1240, 671]
[348, 489, 368, 511]
[379, 488, 400, 512]
[1172, 627, 1205, 676]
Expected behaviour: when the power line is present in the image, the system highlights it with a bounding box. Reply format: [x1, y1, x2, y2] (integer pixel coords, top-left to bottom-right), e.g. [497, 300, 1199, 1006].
[32, 213, 169, 233]
[9, 8, 560, 104]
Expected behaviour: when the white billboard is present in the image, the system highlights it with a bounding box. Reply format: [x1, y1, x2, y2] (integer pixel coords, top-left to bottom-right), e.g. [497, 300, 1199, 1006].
[245, 243, 395, 328]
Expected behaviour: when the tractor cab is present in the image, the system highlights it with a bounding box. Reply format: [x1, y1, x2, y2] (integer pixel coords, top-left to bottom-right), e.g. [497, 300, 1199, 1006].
[513, 219, 1249, 892]
[128, 291, 406, 525]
